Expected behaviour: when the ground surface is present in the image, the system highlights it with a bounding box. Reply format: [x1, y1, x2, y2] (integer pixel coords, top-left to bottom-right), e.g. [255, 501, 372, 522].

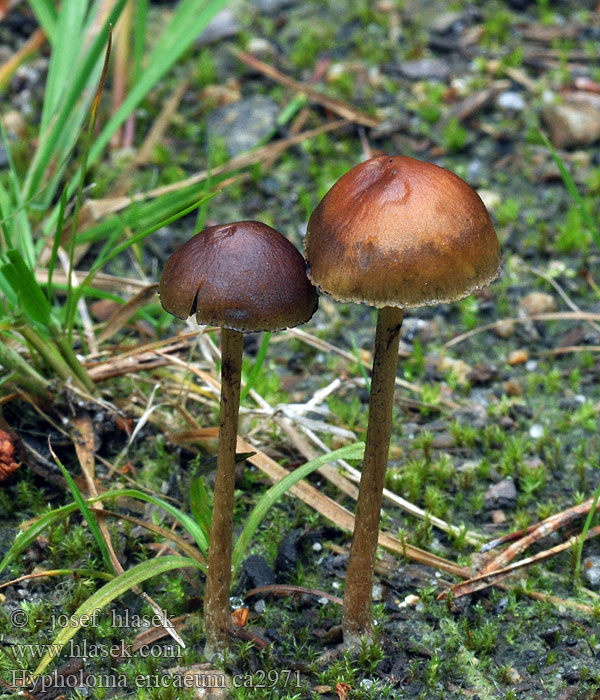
[1, 0, 600, 698]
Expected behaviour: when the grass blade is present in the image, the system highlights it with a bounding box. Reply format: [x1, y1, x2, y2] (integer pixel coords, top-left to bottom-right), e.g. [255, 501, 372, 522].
[32, 556, 203, 677]
[24, 0, 128, 204]
[89, 0, 229, 167]
[574, 482, 600, 582]
[64, 24, 113, 341]
[240, 332, 271, 401]
[232, 442, 365, 572]
[540, 130, 600, 252]
[0, 487, 208, 579]
[46, 187, 67, 305]
[2, 250, 52, 326]
[133, 0, 149, 76]
[27, 0, 58, 46]
[71, 191, 218, 312]
[48, 440, 114, 574]
[190, 475, 212, 542]
[40, 2, 87, 136]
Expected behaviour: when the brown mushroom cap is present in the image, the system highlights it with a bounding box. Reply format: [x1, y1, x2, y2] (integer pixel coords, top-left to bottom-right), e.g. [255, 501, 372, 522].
[305, 155, 501, 308]
[159, 221, 318, 332]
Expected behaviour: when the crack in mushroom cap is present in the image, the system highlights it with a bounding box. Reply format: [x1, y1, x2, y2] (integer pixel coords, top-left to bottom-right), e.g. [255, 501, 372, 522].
[159, 221, 318, 332]
[305, 155, 502, 308]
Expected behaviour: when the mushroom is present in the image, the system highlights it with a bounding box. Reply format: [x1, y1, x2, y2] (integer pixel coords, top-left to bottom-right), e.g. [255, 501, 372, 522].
[304, 155, 501, 646]
[159, 221, 318, 657]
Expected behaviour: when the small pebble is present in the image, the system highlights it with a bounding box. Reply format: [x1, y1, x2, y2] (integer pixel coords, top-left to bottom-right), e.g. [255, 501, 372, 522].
[398, 58, 450, 81]
[503, 379, 523, 396]
[519, 292, 557, 316]
[525, 359, 538, 371]
[542, 93, 600, 148]
[505, 667, 522, 684]
[584, 556, 600, 587]
[437, 356, 471, 385]
[524, 457, 544, 470]
[497, 91, 526, 111]
[508, 349, 528, 366]
[494, 320, 515, 339]
[529, 424, 544, 439]
[485, 479, 517, 509]
[2, 110, 26, 138]
[399, 594, 420, 609]
[195, 8, 240, 45]
[246, 37, 278, 58]
[206, 95, 279, 157]
[312, 542, 322, 552]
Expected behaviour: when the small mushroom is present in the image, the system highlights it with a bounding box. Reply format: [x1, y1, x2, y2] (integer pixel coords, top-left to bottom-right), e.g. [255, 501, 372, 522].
[159, 221, 318, 657]
[305, 155, 501, 647]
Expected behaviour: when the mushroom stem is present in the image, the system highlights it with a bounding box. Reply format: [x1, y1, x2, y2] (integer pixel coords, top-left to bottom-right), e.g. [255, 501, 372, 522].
[342, 305, 404, 645]
[204, 327, 244, 658]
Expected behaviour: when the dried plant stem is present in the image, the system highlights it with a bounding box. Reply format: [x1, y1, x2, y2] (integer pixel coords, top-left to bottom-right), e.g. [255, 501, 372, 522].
[342, 305, 404, 645]
[203, 328, 244, 658]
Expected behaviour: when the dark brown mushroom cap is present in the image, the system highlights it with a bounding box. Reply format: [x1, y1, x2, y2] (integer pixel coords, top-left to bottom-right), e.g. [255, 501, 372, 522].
[305, 155, 501, 308]
[159, 221, 318, 332]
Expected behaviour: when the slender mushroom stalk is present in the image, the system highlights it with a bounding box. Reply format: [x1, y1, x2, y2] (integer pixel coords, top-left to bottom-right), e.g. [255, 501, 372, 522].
[305, 155, 502, 647]
[342, 305, 403, 643]
[203, 327, 243, 657]
[159, 221, 318, 658]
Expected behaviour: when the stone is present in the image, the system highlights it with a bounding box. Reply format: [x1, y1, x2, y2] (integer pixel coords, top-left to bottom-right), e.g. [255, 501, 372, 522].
[467, 159, 485, 183]
[519, 292, 557, 316]
[542, 92, 600, 149]
[246, 37, 278, 59]
[371, 582, 384, 601]
[508, 349, 528, 366]
[240, 554, 276, 589]
[2, 110, 25, 138]
[484, 478, 517, 509]
[275, 528, 302, 577]
[529, 424, 544, 439]
[252, 0, 298, 13]
[497, 91, 526, 111]
[503, 379, 523, 396]
[199, 82, 241, 108]
[494, 320, 515, 339]
[401, 317, 435, 342]
[583, 556, 600, 587]
[467, 363, 499, 385]
[430, 12, 463, 33]
[437, 356, 471, 385]
[206, 95, 279, 157]
[398, 58, 451, 81]
[195, 9, 240, 46]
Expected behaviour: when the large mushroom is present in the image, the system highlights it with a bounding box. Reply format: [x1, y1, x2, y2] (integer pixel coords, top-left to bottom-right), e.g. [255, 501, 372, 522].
[159, 221, 318, 657]
[305, 155, 501, 646]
